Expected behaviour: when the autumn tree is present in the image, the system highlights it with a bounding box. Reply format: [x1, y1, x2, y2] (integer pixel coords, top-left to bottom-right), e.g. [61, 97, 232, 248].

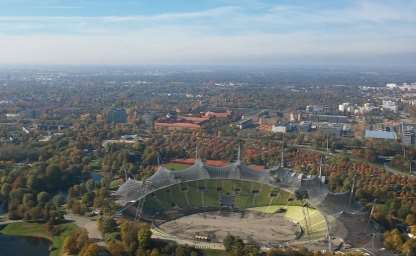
[401, 239, 416, 256]
[137, 224, 152, 249]
[120, 220, 139, 255]
[107, 240, 125, 256]
[63, 228, 90, 255]
[384, 229, 404, 253]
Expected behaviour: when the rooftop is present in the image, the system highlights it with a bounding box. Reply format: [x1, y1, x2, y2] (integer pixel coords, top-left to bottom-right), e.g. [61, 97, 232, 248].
[364, 130, 397, 140]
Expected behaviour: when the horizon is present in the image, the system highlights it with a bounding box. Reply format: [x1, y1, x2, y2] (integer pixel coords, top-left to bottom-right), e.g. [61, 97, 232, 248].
[0, 0, 415, 67]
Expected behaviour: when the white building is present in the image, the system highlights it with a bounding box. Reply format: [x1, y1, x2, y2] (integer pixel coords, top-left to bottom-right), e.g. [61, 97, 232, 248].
[272, 125, 287, 133]
[382, 100, 398, 112]
[338, 102, 350, 112]
[386, 83, 397, 89]
[305, 105, 323, 113]
[5, 113, 20, 120]
[398, 82, 416, 91]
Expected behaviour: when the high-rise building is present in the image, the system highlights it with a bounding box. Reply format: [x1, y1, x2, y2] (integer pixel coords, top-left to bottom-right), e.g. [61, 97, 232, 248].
[402, 130, 415, 145]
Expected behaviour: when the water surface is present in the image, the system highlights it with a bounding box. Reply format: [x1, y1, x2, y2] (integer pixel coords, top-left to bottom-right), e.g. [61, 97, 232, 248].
[0, 234, 50, 256]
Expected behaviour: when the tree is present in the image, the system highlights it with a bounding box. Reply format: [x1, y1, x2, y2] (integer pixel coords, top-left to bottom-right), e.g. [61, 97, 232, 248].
[1, 183, 11, 197]
[71, 199, 82, 214]
[150, 248, 160, 256]
[136, 248, 146, 256]
[63, 236, 78, 255]
[98, 216, 117, 235]
[411, 225, 416, 237]
[45, 165, 62, 191]
[80, 243, 102, 256]
[137, 224, 152, 249]
[107, 241, 125, 256]
[120, 221, 139, 255]
[37, 191, 49, 205]
[22, 193, 35, 208]
[224, 235, 236, 252]
[52, 193, 66, 207]
[175, 246, 186, 256]
[406, 214, 416, 226]
[86, 179, 95, 192]
[401, 239, 416, 256]
[63, 228, 90, 255]
[29, 206, 43, 220]
[384, 229, 404, 253]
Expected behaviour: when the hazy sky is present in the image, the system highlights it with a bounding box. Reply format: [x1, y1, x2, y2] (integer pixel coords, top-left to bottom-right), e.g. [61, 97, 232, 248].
[0, 0, 415, 66]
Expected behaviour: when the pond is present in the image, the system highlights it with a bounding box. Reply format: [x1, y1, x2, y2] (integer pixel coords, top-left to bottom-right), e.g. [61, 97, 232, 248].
[0, 202, 5, 215]
[0, 234, 50, 256]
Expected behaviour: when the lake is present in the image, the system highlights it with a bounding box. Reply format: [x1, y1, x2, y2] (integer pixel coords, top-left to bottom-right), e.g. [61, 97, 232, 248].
[0, 234, 50, 256]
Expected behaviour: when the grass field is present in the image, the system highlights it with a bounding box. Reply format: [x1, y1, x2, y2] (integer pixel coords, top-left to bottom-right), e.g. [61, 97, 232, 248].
[0, 222, 77, 256]
[163, 162, 191, 171]
[250, 205, 327, 240]
[249, 205, 285, 214]
[142, 179, 294, 216]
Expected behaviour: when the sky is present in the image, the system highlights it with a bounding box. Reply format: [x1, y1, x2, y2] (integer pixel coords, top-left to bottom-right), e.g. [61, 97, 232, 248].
[0, 0, 415, 66]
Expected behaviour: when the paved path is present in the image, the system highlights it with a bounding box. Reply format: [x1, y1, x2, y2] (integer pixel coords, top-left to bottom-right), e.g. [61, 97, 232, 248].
[65, 214, 105, 245]
[0, 214, 22, 225]
[0, 219, 22, 225]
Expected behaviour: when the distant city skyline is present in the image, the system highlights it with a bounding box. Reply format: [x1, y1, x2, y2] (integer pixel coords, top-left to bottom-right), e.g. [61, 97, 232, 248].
[0, 0, 415, 66]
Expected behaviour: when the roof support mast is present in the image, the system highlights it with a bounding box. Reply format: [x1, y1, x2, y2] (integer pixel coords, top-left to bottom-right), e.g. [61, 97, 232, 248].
[237, 144, 241, 164]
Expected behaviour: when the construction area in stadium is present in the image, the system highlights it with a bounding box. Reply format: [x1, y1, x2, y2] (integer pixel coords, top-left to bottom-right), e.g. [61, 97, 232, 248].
[113, 150, 372, 252]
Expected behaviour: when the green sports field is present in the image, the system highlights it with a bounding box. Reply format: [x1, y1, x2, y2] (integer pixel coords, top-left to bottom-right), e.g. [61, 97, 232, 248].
[250, 205, 328, 240]
[162, 162, 191, 171]
[140, 179, 295, 216]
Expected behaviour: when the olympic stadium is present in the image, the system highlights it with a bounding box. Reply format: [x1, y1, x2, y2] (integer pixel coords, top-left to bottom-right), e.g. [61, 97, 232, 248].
[114, 158, 369, 251]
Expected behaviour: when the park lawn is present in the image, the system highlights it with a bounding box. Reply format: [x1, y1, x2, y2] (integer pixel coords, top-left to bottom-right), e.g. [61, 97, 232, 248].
[163, 162, 191, 171]
[0, 222, 77, 256]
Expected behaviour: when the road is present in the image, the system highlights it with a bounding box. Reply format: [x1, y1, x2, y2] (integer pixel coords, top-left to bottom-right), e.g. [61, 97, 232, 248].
[0, 217, 22, 226]
[383, 163, 415, 177]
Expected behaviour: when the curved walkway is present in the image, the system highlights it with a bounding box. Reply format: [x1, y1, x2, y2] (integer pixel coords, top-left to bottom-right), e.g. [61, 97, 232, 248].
[65, 213, 105, 246]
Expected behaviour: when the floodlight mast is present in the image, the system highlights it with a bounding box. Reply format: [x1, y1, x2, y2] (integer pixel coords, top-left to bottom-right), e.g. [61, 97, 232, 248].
[237, 144, 241, 163]
[157, 152, 161, 167]
[302, 200, 311, 237]
[349, 174, 357, 207]
[326, 136, 329, 153]
[324, 215, 332, 252]
[319, 156, 323, 178]
[367, 199, 377, 232]
[122, 167, 128, 181]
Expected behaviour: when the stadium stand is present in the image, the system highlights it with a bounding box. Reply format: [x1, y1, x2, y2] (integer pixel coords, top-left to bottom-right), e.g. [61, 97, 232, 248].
[114, 158, 364, 243]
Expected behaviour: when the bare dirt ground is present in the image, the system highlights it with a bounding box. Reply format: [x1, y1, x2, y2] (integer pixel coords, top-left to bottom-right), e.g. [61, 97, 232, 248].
[159, 210, 300, 246]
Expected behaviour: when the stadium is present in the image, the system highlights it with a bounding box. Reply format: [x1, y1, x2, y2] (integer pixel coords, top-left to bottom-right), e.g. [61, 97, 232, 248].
[114, 157, 368, 251]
